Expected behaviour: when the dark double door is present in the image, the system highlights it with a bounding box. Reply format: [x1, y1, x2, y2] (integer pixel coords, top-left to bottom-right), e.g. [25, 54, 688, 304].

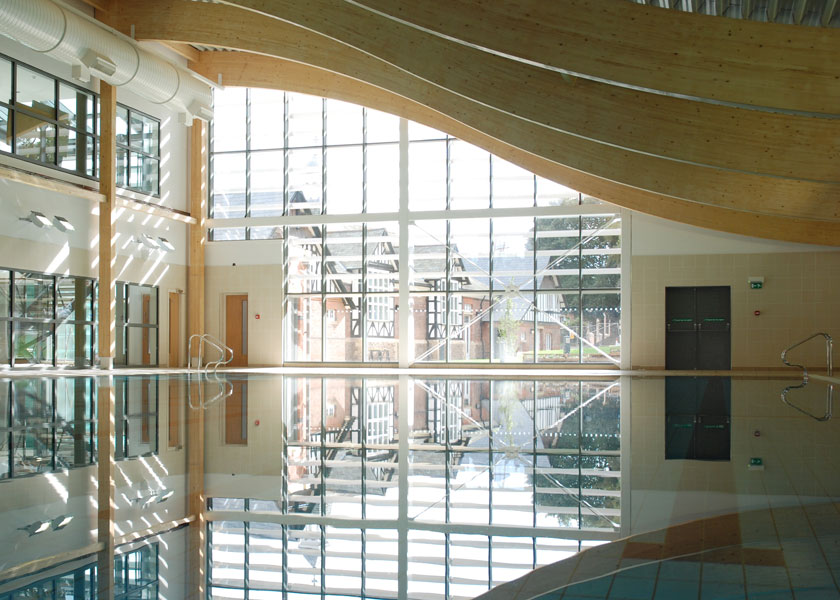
[666, 286, 730, 370]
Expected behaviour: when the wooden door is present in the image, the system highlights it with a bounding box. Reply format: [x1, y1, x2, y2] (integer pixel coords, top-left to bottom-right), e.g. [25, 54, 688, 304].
[169, 292, 180, 367]
[225, 294, 248, 367]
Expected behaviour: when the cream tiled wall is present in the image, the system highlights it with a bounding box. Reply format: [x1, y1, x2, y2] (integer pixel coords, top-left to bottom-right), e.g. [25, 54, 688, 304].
[631, 252, 840, 369]
[205, 264, 284, 365]
[629, 377, 840, 535]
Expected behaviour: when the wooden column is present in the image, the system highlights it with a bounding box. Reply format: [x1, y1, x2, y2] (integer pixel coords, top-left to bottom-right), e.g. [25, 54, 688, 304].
[96, 376, 115, 598]
[187, 120, 207, 600]
[188, 121, 207, 361]
[98, 82, 117, 370]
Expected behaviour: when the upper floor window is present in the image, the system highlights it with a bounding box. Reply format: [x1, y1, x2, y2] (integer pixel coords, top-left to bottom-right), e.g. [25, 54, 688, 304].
[116, 105, 160, 196]
[0, 55, 96, 178]
[0, 53, 160, 196]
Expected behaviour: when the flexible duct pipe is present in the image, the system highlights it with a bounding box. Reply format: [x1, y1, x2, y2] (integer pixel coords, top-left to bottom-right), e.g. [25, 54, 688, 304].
[0, 0, 212, 122]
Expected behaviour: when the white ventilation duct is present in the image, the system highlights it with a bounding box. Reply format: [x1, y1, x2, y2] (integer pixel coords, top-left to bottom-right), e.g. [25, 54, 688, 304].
[0, 0, 212, 125]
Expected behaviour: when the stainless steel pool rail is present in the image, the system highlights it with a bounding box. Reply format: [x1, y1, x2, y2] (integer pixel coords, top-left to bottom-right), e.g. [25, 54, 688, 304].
[187, 334, 234, 409]
[781, 332, 833, 422]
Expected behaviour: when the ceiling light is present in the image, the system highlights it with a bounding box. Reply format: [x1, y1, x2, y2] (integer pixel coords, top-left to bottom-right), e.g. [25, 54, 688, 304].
[52, 515, 73, 530]
[158, 237, 175, 252]
[21, 211, 53, 228]
[35, 521, 51, 534]
[53, 216, 75, 232]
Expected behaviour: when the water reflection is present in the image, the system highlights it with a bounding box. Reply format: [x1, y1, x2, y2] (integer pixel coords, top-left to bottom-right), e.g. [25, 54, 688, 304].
[205, 375, 621, 600]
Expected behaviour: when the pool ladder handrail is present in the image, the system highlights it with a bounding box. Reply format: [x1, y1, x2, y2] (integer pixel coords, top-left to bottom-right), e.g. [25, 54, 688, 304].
[781, 332, 833, 422]
[187, 334, 234, 409]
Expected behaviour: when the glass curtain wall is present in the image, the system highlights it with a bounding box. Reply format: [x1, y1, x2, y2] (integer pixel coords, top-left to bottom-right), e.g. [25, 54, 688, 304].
[0, 269, 96, 368]
[0, 543, 158, 599]
[209, 89, 622, 366]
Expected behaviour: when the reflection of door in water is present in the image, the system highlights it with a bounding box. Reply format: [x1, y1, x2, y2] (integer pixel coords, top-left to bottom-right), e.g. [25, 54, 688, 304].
[169, 292, 180, 367]
[226, 294, 248, 367]
[142, 294, 151, 366]
[225, 382, 247, 444]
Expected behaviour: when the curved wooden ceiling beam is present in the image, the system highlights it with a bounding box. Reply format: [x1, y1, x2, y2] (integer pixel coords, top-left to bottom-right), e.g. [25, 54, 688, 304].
[191, 51, 840, 246]
[349, 0, 840, 115]
[211, 0, 839, 183]
[107, 1, 840, 222]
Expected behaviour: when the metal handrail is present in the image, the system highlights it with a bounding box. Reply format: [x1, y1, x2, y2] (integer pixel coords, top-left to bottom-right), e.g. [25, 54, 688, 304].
[187, 334, 234, 410]
[781, 332, 833, 422]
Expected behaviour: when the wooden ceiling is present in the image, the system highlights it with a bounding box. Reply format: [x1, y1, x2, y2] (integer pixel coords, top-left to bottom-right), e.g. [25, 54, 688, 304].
[96, 0, 840, 245]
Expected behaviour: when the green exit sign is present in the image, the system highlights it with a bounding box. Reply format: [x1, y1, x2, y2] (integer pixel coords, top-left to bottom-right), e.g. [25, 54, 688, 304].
[750, 281, 763, 289]
[750, 457, 763, 466]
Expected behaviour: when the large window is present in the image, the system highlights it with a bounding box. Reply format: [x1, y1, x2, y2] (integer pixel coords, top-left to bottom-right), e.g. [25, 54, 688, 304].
[0, 543, 158, 599]
[0, 53, 160, 195]
[209, 89, 623, 365]
[0, 268, 96, 368]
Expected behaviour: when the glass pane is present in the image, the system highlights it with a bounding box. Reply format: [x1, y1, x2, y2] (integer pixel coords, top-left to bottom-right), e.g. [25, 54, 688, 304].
[450, 534, 490, 598]
[450, 140, 490, 210]
[210, 521, 246, 587]
[16, 66, 55, 119]
[58, 129, 94, 176]
[249, 88, 284, 150]
[287, 92, 323, 148]
[536, 177, 580, 207]
[493, 156, 534, 208]
[116, 146, 128, 187]
[213, 87, 246, 152]
[491, 291, 533, 363]
[366, 107, 400, 143]
[58, 84, 94, 132]
[366, 143, 399, 213]
[581, 215, 621, 289]
[324, 224, 362, 293]
[406, 531, 446, 598]
[0, 106, 10, 153]
[129, 153, 159, 195]
[14, 274, 54, 319]
[55, 323, 93, 367]
[536, 292, 581, 364]
[286, 296, 322, 361]
[409, 220, 447, 290]
[450, 219, 490, 289]
[250, 150, 284, 217]
[493, 216, 535, 290]
[408, 121, 446, 141]
[288, 148, 322, 215]
[0, 57, 10, 104]
[582, 292, 620, 363]
[0, 322, 9, 366]
[365, 222, 399, 292]
[408, 140, 446, 211]
[212, 152, 246, 218]
[248, 226, 282, 240]
[211, 227, 246, 241]
[0, 270, 9, 317]
[287, 227, 322, 294]
[116, 105, 129, 145]
[325, 145, 362, 214]
[57, 277, 93, 322]
[536, 216, 581, 290]
[127, 285, 158, 325]
[326, 98, 362, 145]
[248, 522, 284, 590]
[126, 326, 157, 366]
[324, 296, 362, 361]
[15, 116, 55, 165]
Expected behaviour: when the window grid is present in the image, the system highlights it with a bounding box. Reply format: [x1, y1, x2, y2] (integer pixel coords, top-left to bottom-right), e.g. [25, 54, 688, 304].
[207, 376, 619, 599]
[0, 53, 160, 194]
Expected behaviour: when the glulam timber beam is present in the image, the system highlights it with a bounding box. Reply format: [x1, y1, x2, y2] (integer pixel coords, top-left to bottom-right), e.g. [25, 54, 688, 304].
[127, 0, 840, 183]
[191, 51, 840, 246]
[331, 0, 840, 114]
[106, 1, 840, 223]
